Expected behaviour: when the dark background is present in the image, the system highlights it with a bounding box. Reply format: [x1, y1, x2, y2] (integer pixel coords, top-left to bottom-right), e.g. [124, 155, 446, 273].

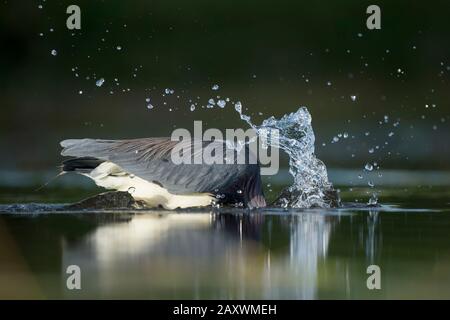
[1, 0, 449, 172]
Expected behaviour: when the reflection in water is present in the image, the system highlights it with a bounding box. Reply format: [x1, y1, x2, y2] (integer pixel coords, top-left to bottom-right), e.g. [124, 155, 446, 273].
[365, 211, 381, 264]
[3, 206, 450, 299]
[288, 214, 332, 299]
[62, 211, 335, 299]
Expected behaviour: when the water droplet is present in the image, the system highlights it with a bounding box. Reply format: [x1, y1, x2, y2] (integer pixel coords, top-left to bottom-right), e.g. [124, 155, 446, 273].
[96, 78, 105, 87]
[388, 132, 394, 137]
[51, 49, 57, 56]
[368, 181, 374, 187]
[343, 132, 349, 139]
[217, 100, 226, 108]
[211, 84, 219, 90]
[190, 104, 196, 111]
[78, 90, 83, 95]
[165, 88, 174, 95]
[147, 104, 154, 110]
[234, 101, 242, 113]
[145, 97, 151, 103]
[368, 148, 374, 154]
[237, 190, 242, 194]
[350, 95, 357, 101]
[128, 187, 136, 194]
[365, 163, 374, 171]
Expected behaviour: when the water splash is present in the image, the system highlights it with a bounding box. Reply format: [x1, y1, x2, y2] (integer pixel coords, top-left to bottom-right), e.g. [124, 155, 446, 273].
[236, 105, 337, 208]
[367, 196, 378, 206]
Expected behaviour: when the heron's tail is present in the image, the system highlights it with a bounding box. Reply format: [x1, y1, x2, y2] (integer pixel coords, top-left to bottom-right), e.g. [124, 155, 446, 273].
[62, 157, 104, 173]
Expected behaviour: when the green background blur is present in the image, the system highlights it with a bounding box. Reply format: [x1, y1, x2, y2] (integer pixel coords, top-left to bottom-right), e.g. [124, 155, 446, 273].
[1, 0, 449, 172]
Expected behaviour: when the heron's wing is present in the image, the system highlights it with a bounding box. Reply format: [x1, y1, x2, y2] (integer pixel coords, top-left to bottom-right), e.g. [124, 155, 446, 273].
[60, 138, 256, 195]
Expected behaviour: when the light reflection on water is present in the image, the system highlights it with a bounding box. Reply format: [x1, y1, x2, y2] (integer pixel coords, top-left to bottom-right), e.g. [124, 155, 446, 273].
[62, 212, 336, 299]
[1, 206, 450, 299]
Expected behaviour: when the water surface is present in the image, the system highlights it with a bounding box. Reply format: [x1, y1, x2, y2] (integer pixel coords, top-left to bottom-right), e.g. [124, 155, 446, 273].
[1, 181, 449, 299]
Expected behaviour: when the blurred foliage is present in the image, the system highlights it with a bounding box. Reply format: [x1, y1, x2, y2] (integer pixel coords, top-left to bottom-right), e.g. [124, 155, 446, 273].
[1, 0, 449, 170]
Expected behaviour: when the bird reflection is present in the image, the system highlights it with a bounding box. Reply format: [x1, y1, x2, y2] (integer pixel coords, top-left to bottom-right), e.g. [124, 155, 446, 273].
[62, 210, 336, 299]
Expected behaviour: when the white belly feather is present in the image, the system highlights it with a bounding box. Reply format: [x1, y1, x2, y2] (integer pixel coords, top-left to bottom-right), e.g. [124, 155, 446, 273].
[82, 162, 213, 210]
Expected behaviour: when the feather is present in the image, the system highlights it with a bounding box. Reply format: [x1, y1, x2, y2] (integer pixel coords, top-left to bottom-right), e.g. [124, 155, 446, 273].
[60, 137, 266, 208]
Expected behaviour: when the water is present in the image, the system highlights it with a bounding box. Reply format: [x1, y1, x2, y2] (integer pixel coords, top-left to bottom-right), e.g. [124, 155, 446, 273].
[95, 78, 105, 87]
[217, 99, 226, 108]
[0, 185, 449, 299]
[237, 106, 334, 208]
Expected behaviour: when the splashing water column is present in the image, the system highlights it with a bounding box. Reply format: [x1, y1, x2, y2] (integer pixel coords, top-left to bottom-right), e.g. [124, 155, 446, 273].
[236, 105, 339, 208]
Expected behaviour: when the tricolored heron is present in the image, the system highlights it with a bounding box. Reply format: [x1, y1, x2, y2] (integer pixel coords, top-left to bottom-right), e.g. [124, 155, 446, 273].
[60, 138, 266, 210]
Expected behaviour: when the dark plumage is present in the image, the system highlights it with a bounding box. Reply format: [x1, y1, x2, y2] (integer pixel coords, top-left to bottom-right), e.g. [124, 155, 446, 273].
[60, 138, 266, 209]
